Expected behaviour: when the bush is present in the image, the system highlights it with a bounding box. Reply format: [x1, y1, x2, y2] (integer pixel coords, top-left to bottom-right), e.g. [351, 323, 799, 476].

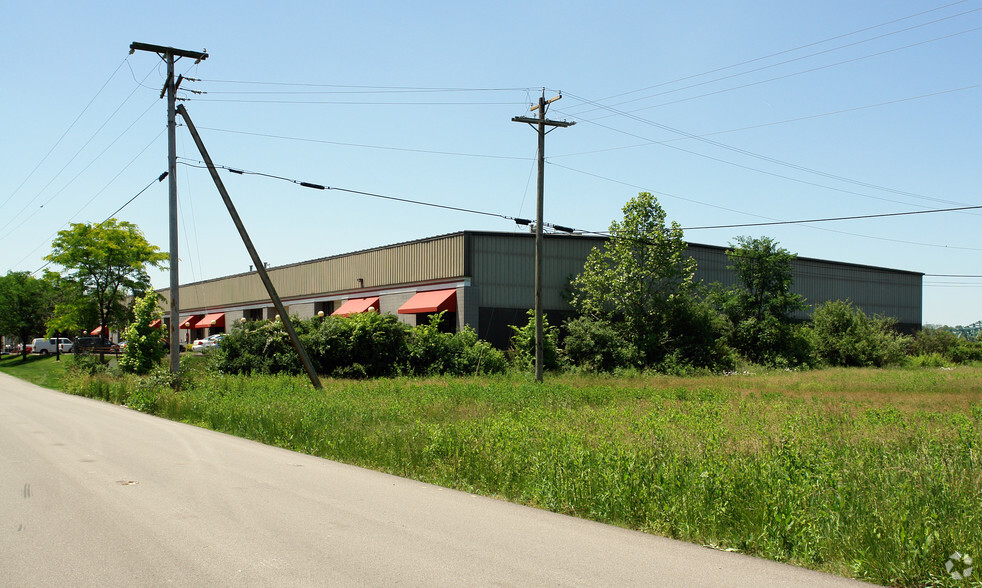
[508, 309, 564, 371]
[216, 312, 504, 379]
[809, 300, 908, 367]
[563, 316, 637, 372]
[908, 327, 982, 364]
[119, 293, 166, 375]
[404, 313, 506, 376]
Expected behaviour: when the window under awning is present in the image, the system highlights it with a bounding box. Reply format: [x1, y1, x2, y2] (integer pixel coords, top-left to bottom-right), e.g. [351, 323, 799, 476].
[397, 289, 457, 314]
[179, 315, 203, 329]
[193, 313, 226, 329]
[331, 297, 380, 317]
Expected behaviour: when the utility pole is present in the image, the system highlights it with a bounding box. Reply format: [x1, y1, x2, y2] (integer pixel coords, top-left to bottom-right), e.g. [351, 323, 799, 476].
[512, 91, 574, 383]
[129, 43, 208, 376]
[177, 105, 322, 391]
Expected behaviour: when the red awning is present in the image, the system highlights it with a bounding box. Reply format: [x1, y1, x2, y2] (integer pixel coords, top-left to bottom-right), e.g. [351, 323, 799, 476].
[149, 319, 162, 329]
[90, 325, 104, 335]
[397, 289, 457, 314]
[179, 315, 203, 329]
[331, 297, 380, 317]
[193, 313, 225, 329]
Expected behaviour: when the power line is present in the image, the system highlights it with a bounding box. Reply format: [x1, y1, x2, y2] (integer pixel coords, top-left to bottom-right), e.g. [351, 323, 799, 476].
[27, 170, 169, 277]
[573, 8, 982, 117]
[548, 161, 982, 252]
[176, 159, 542, 227]
[0, 57, 130, 210]
[552, 82, 982, 159]
[563, 0, 976, 113]
[682, 204, 982, 230]
[559, 92, 977, 211]
[0, 65, 160, 236]
[591, 24, 982, 117]
[191, 126, 530, 161]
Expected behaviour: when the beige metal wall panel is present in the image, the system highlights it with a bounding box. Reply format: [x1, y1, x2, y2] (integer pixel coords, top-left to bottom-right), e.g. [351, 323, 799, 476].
[161, 234, 466, 313]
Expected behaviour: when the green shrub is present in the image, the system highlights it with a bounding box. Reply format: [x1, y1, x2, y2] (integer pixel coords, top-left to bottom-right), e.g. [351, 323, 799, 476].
[119, 293, 166, 375]
[809, 300, 908, 367]
[405, 313, 506, 376]
[909, 327, 982, 364]
[563, 315, 637, 372]
[508, 309, 564, 371]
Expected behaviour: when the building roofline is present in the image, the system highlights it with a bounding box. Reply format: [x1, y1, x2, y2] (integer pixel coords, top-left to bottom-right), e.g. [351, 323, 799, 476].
[162, 229, 922, 292]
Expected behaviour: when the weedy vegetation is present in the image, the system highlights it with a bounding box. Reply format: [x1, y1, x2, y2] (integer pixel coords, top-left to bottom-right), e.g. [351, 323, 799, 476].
[39, 354, 980, 588]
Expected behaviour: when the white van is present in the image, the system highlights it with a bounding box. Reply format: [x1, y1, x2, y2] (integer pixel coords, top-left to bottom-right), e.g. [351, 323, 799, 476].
[30, 337, 73, 355]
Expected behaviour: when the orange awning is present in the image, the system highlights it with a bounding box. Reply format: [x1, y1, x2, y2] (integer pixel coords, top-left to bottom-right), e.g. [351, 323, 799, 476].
[90, 325, 104, 335]
[397, 289, 457, 314]
[193, 313, 225, 329]
[149, 319, 162, 328]
[179, 315, 203, 329]
[331, 297, 380, 317]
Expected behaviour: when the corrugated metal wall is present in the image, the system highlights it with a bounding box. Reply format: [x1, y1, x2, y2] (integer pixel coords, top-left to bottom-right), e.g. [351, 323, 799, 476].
[468, 232, 605, 308]
[161, 231, 922, 331]
[164, 234, 465, 310]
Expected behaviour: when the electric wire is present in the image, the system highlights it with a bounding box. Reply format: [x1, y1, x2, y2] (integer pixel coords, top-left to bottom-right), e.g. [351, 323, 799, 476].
[27, 169, 169, 277]
[0, 64, 159, 236]
[553, 82, 982, 159]
[575, 8, 982, 117]
[0, 57, 129, 210]
[0, 96, 161, 239]
[174, 157, 982, 252]
[558, 92, 977, 211]
[193, 126, 530, 161]
[563, 0, 975, 112]
[547, 161, 982, 251]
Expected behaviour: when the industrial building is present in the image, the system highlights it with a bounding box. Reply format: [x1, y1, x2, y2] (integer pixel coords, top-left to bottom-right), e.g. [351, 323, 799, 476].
[158, 231, 923, 347]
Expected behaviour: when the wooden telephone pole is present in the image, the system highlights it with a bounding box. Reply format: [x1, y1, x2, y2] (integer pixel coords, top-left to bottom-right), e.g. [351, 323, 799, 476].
[512, 91, 574, 383]
[129, 43, 208, 375]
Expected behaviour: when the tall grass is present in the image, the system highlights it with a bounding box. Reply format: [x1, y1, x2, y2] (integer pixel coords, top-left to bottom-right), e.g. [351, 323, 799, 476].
[59, 364, 981, 586]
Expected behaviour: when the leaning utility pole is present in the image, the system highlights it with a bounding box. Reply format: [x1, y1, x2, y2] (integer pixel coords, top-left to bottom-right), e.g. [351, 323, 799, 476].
[129, 43, 208, 375]
[177, 105, 322, 390]
[512, 91, 574, 383]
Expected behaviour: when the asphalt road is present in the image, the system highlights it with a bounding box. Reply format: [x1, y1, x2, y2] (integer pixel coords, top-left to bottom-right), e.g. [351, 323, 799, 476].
[0, 372, 869, 587]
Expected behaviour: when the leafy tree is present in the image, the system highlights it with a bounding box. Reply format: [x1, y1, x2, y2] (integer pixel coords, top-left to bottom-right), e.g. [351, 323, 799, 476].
[713, 236, 810, 366]
[119, 293, 166, 374]
[569, 192, 719, 369]
[0, 272, 54, 360]
[45, 219, 167, 338]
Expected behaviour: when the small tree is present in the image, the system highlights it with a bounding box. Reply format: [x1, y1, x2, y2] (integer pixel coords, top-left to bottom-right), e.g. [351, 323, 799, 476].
[119, 293, 166, 374]
[713, 236, 809, 367]
[45, 219, 167, 338]
[569, 192, 713, 368]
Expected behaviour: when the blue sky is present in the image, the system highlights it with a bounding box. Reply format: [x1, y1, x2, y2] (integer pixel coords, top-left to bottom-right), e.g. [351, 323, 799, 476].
[2, 0, 980, 326]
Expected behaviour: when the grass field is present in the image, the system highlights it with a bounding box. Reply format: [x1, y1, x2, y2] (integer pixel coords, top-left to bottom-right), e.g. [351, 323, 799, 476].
[4, 354, 980, 586]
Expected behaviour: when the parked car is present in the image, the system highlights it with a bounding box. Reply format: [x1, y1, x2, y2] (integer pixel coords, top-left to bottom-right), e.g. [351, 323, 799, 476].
[191, 333, 224, 353]
[30, 337, 73, 355]
[73, 336, 119, 354]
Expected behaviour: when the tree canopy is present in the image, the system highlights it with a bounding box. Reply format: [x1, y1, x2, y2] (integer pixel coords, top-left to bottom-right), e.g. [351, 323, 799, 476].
[0, 271, 54, 358]
[568, 192, 723, 369]
[45, 219, 167, 337]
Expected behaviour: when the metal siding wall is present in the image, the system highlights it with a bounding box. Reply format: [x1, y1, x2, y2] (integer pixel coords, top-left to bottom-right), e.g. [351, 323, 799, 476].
[162, 232, 922, 331]
[164, 234, 465, 312]
[470, 233, 606, 309]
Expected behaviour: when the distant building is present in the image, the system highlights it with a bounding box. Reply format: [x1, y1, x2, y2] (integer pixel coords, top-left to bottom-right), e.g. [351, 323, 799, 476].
[158, 231, 922, 346]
